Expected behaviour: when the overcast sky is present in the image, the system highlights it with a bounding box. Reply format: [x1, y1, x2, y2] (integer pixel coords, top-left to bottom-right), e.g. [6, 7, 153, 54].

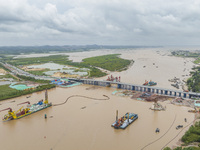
[0, 0, 200, 46]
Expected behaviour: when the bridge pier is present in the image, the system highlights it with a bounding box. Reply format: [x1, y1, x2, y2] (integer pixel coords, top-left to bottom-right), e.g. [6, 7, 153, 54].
[140, 87, 143, 92]
[183, 93, 187, 98]
[68, 78, 199, 100]
[179, 92, 181, 97]
[135, 86, 139, 91]
[156, 89, 159, 94]
[161, 90, 163, 94]
[165, 90, 168, 95]
[106, 83, 111, 87]
[118, 84, 121, 89]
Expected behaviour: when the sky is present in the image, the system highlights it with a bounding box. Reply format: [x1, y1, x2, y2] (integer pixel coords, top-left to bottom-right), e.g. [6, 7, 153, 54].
[0, 0, 200, 46]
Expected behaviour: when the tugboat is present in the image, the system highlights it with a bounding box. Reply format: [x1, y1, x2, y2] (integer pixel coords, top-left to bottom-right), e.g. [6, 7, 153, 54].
[0, 89, 52, 122]
[111, 110, 138, 129]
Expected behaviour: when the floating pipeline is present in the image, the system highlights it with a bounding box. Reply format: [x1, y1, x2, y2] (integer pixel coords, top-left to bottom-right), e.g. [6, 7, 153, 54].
[0, 92, 110, 122]
[53, 95, 110, 106]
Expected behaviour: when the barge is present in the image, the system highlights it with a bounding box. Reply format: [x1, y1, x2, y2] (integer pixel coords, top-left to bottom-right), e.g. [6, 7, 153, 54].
[0, 89, 52, 122]
[111, 111, 138, 129]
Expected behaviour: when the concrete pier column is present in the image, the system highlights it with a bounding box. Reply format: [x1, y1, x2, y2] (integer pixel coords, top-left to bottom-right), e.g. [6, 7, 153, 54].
[135, 86, 138, 91]
[118, 84, 121, 89]
[174, 92, 176, 96]
[106, 83, 111, 87]
[140, 87, 142, 91]
[184, 93, 187, 98]
[156, 89, 159, 94]
[179, 93, 182, 97]
[161, 90, 163, 94]
[165, 90, 168, 95]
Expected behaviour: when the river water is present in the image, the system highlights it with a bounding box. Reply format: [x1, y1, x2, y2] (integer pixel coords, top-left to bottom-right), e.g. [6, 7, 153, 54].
[0, 47, 199, 150]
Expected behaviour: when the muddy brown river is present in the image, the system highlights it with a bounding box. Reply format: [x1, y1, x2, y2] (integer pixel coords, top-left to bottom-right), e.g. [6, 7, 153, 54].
[0, 85, 195, 150]
[0, 48, 198, 150]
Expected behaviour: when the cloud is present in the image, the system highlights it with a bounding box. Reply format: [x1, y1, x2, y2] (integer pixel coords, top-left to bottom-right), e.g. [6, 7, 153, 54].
[0, 0, 200, 46]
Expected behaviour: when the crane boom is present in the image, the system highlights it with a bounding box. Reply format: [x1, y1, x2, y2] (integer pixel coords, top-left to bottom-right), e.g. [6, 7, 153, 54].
[0, 107, 12, 112]
[17, 101, 30, 105]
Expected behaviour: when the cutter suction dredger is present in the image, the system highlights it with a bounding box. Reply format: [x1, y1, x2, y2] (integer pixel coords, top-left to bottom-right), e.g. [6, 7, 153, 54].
[0, 89, 52, 122]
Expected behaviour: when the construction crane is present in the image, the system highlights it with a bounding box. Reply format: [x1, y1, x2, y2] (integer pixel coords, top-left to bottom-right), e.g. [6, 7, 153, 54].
[17, 101, 30, 105]
[0, 107, 17, 120]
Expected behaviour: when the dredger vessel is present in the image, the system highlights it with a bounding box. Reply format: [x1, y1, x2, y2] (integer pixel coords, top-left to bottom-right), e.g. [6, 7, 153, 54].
[0, 89, 52, 122]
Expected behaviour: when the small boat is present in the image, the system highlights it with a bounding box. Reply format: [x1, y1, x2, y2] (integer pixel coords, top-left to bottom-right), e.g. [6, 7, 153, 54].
[155, 128, 160, 133]
[176, 125, 183, 130]
[111, 111, 138, 129]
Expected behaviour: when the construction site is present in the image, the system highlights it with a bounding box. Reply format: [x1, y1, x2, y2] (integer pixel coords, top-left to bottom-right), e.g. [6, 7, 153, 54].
[112, 89, 199, 112]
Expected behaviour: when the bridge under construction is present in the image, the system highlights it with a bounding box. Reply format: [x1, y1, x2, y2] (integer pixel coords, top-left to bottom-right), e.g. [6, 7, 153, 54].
[68, 78, 200, 99]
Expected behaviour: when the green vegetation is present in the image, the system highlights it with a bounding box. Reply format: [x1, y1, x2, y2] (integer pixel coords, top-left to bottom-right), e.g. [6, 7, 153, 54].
[171, 51, 200, 58]
[164, 147, 200, 150]
[0, 73, 17, 80]
[89, 67, 106, 77]
[27, 69, 50, 76]
[187, 66, 200, 92]
[3, 54, 132, 78]
[182, 122, 200, 144]
[0, 63, 10, 72]
[164, 121, 200, 150]
[6, 55, 70, 66]
[194, 58, 200, 64]
[82, 54, 132, 71]
[16, 75, 50, 84]
[0, 84, 56, 101]
[171, 50, 200, 64]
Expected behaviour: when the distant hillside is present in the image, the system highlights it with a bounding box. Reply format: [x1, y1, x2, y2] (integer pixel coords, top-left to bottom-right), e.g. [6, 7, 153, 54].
[0, 45, 160, 55]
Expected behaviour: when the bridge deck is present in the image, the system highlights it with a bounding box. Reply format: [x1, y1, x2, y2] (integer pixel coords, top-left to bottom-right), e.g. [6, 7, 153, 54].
[68, 78, 200, 99]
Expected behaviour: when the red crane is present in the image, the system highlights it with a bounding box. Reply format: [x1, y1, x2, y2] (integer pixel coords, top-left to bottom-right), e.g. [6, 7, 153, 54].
[17, 101, 30, 106]
[0, 107, 13, 112]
